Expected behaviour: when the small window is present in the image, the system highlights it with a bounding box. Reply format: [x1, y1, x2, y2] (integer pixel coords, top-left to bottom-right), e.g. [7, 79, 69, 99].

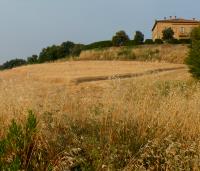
[180, 27, 185, 33]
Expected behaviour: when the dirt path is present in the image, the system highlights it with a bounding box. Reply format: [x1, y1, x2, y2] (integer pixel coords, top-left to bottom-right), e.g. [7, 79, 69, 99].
[72, 66, 187, 84]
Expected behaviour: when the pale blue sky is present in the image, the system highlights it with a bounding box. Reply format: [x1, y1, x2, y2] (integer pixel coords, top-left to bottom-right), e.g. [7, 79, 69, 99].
[0, 0, 199, 63]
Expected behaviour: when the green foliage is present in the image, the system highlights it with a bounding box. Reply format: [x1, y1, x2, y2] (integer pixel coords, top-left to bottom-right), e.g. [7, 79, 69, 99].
[134, 31, 144, 44]
[112, 30, 130, 46]
[70, 44, 85, 56]
[38, 45, 61, 63]
[162, 27, 174, 41]
[0, 111, 49, 170]
[83, 40, 113, 50]
[168, 38, 179, 44]
[38, 41, 84, 63]
[185, 27, 200, 79]
[27, 55, 38, 64]
[179, 39, 191, 44]
[144, 39, 154, 44]
[124, 40, 137, 46]
[0, 59, 27, 70]
[191, 27, 200, 40]
[61, 41, 75, 56]
[167, 39, 191, 44]
[154, 39, 163, 44]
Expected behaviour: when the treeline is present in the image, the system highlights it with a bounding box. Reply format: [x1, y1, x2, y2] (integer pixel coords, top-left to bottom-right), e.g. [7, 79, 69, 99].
[0, 41, 84, 70]
[0, 30, 191, 70]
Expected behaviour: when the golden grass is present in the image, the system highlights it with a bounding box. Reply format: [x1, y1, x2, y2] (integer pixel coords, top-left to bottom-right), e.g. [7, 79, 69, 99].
[1, 60, 200, 170]
[79, 44, 189, 64]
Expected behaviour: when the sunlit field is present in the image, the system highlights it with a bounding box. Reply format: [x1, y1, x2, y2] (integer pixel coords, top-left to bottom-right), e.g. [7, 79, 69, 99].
[1, 61, 200, 170]
[79, 44, 188, 64]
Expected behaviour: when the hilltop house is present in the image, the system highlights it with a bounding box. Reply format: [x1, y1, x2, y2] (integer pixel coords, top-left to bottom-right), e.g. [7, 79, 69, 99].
[152, 16, 200, 40]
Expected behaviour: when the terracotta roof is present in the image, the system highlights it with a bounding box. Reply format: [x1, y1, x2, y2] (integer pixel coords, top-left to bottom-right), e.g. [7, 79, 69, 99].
[152, 18, 200, 31]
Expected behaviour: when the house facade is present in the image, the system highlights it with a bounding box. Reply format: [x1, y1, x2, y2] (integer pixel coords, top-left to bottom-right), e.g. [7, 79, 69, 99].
[152, 17, 200, 40]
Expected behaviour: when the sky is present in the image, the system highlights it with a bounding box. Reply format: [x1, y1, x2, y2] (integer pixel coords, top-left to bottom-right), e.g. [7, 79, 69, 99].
[0, 0, 200, 64]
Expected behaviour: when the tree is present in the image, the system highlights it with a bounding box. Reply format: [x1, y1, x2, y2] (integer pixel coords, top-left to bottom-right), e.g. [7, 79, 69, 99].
[70, 44, 85, 56]
[162, 27, 174, 41]
[185, 27, 200, 79]
[38, 45, 60, 63]
[1, 59, 27, 70]
[60, 41, 75, 56]
[112, 30, 130, 46]
[134, 31, 144, 44]
[27, 55, 38, 64]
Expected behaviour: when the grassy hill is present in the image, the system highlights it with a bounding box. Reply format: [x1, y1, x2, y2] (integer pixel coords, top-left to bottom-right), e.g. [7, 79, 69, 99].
[79, 44, 189, 64]
[1, 45, 200, 170]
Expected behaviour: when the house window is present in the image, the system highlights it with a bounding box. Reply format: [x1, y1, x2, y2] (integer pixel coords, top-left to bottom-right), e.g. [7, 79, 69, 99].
[180, 27, 185, 33]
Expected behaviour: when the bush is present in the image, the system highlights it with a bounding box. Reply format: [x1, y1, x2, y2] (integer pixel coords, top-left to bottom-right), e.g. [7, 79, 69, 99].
[185, 27, 200, 79]
[168, 38, 179, 44]
[154, 39, 163, 44]
[83, 40, 112, 50]
[0, 111, 45, 170]
[0, 59, 27, 70]
[124, 40, 137, 46]
[179, 39, 191, 44]
[144, 39, 154, 44]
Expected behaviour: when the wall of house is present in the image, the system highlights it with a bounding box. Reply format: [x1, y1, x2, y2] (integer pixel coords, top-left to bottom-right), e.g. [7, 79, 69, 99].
[152, 22, 199, 40]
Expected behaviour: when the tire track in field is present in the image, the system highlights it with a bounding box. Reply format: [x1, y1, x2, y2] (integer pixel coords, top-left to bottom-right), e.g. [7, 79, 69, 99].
[72, 66, 186, 84]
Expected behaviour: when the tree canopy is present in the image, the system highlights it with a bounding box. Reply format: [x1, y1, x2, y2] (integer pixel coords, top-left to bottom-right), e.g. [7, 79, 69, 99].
[162, 27, 174, 41]
[112, 31, 130, 46]
[134, 31, 144, 44]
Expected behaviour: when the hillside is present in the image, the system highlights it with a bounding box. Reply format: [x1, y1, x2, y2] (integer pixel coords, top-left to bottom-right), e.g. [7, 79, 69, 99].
[79, 44, 189, 64]
[1, 60, 200, 170]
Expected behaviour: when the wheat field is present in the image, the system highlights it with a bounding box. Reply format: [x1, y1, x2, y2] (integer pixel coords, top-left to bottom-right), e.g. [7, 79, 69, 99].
[1, 60, 200, 170]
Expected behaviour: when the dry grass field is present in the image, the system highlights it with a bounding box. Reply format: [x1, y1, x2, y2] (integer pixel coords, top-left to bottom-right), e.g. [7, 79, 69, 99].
[79, 44, 189, 64]
[1, 60, 200, 170]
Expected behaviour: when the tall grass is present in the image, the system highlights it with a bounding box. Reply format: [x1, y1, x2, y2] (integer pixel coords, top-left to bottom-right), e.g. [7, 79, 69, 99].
[79, 44, 189, 64]
[1, 68, 200, 170]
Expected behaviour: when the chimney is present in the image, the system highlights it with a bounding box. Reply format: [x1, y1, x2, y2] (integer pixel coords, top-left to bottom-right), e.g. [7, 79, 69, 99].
[170, 16, 172, 19]
[164, 17, 167, 20]
[174, 16, 177, 19]
[193, 18, 196, 21]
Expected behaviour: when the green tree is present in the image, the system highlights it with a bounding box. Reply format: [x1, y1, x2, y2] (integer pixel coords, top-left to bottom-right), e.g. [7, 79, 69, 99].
[185, 27, 200, 79]
[134, 31, 144, 44]
[60, 41, 75, 56]
[38, 45, 61, 63]
[70, 44, 84, 56]
[1, 59, 27, 70]
[162, 27, 174, 41]
[27, 55, 38, 64]
[112, 30, 130, 46]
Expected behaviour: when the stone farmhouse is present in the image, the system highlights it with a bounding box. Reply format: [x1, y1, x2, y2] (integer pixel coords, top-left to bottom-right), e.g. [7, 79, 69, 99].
[152, 16, 200, 40]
